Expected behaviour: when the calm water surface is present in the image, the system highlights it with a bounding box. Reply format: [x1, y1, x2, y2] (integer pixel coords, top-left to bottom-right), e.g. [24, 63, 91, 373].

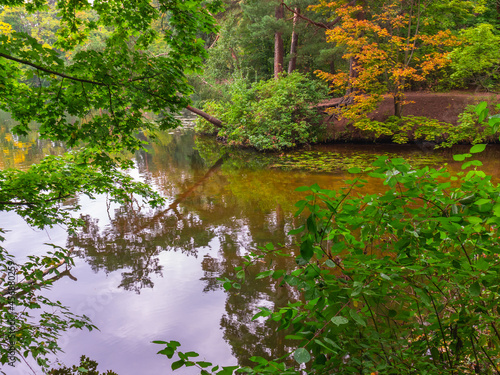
[1, 119, 500, 374]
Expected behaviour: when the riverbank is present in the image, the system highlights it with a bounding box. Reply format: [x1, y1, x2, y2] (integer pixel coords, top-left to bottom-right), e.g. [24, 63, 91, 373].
[321, 90, 500, 144]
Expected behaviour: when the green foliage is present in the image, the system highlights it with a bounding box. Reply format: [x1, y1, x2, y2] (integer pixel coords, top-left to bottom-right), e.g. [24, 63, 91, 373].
[195, 73, 329, 151]
[448, 23, 500, 90]
[245, 156, 500, 373]
[196, 0, 338, 84]
[352, 116, 451, 144]
[154, 340, 238, 375]
[474, 100, 500, 134]
[0, 149, 164, 230]
[352, 111, 500, 147]
[48, 355, 118, 374]
[0, 245, 97, 369]
[445, 104, 497, 145]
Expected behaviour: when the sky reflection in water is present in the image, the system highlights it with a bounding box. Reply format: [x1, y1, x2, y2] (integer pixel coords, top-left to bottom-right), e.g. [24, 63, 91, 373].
[1, 122, 500, 374]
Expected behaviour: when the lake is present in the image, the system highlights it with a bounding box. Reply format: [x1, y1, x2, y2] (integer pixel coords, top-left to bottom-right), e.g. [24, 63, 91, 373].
[2, 119, 500, 374]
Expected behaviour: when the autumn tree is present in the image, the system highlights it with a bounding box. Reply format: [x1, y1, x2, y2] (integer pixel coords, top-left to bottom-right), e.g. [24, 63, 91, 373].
[314, 0, 461, 121]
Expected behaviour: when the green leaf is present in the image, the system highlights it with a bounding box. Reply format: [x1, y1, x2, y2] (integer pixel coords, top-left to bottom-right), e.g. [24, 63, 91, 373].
[295, 186, 310, 192]
[466, 217, 483, 225]
[470, 282, 481, 297]
[310, 183, 320, 193]
[197, 361, 212, 368]
[331, 316, 349, 326]
[453, 154, 468, 161]
[347, 167, 361, 174]
[288, 225, 305, 235]
[255, 270, 274, 280]
[474, 199, 491, 206]
[462, 160, 483, 169]
[349, 309, 366, 327]
[217, 365, 239, 374]
[475, 101, 488, 115]
[293, 348, 311, 364]
[157, 347, 175, 358]
[300, 239, 314, 262]
[470, 144, 486, 154]
[285, 334, 306, 340]
[172, 360, 185, 371]
[325, 259, 336, 268]
[475, 102, 488, 122]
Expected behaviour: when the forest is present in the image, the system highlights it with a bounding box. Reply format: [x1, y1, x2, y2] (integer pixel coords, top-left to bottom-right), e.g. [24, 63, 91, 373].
[2, 0, 500, 374]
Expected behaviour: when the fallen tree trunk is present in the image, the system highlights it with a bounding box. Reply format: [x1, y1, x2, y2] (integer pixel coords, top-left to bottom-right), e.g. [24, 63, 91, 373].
[134, 155, 226, 233]
[186, 105, 223, 128]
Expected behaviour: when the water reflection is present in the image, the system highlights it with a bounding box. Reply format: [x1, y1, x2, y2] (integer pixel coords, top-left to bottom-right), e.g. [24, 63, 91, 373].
[0, 123, 66, 170]
[2, 118, 500, 373]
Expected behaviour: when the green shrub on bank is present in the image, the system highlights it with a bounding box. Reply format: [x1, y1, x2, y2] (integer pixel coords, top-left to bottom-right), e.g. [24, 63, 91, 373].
[353, 106, 498, 147]
[194, 73, 329, 151]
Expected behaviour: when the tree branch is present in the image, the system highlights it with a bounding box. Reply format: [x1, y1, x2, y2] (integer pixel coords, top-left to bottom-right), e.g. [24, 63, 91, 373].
[281, 0, 358, 30]
[0, 194, 72, 207]
[0, 258, 69, 297]
[185, 105, 223, 128]
[0, 52, 108, 87]
[281, 1, 329, 29]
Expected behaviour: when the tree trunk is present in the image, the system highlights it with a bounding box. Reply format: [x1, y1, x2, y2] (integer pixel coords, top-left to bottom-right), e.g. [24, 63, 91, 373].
[185, 105, 223, 128]
[330, 60, 336, 75]
[288, 7, 299, 74]
[274, 2, 284, 79]
[346, 1, 365, 95]
[394, 78, 405, 118]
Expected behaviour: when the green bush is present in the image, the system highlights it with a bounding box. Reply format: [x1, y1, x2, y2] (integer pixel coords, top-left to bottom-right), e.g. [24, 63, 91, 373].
[446, 104, 496, 145]
[353, 110, 499, 147]
[448, 23, 500, 90]
[194, 73, 329, 151]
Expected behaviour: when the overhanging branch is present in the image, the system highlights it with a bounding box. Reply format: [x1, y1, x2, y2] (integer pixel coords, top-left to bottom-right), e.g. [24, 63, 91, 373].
[0, 52, 108, 86]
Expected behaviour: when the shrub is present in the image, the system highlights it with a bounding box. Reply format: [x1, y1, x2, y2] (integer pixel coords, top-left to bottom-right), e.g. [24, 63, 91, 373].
[448, 24, 500, 91]
[194, 73, 329, 151]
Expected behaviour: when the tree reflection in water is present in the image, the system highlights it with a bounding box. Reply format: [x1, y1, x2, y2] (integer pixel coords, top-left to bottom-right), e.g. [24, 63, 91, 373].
[66, 128, 495, 367]
[66, 129, 304, 364]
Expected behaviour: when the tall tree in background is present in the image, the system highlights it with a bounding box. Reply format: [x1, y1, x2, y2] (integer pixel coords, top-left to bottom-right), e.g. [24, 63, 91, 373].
[288, 6, 299, 73]
[274, 1, 285, 78]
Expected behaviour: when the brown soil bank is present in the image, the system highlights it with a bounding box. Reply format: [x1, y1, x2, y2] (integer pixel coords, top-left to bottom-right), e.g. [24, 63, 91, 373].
[322, 91, 500, 143]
